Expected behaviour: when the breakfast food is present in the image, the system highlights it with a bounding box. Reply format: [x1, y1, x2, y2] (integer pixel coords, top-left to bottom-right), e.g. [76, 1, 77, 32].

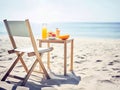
[48, 32, 56, 40]
[59, 34, 70, 40]
[48, 32, 56, 37]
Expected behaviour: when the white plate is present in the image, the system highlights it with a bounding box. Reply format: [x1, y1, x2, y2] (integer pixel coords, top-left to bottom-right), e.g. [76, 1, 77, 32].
[48, 37, 56, 40]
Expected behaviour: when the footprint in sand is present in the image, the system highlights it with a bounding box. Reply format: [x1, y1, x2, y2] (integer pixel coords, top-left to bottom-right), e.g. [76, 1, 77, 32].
[117, 71, 120, 73]
[98, 80, 114, 84]
[112, 75, 120, 79]
[115, 55, 119, 57]
[108, 62, 114, 65]
[113, 60, 120, 63]
[112, 68, 120, 71]
[75, 55, 85, 59]
[0, 59, 4, 61]
[75, 55, 81, 58]
[102, 69, 109, 71]
[0, 66, 6, 68]
[8, 58, 13, 60]
[1, 49, 5, 52]
[0, 55, 3, 57]
[74, 60, 87, 64]
[111, 75, 120, 85]
[96, 60, 102, 62]
[97, 80, 120, 90]
[108, 60, 120, 66]
[52, 55, 58, 59]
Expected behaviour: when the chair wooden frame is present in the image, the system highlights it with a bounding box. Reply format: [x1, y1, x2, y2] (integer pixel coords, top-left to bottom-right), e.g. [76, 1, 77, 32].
[1, 19, 53, 86]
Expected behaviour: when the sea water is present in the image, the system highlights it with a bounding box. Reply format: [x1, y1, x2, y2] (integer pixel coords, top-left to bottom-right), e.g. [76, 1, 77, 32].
[0, 22, 120, 39]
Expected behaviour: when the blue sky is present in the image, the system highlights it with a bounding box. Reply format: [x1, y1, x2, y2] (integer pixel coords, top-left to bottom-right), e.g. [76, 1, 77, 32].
[0, 0, 120, 23]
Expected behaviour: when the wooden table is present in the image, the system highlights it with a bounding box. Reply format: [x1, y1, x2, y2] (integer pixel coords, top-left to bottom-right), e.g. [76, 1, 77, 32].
[38, 38, 74, 76]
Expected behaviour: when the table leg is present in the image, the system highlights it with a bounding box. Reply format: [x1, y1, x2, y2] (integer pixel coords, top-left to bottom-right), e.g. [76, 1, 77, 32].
[47, 42, 50, 69]
[39, 40, 42, 47]
[39, 41, 42, 72]
[64, 41, 67, 76]
[70, 40, 74, 71]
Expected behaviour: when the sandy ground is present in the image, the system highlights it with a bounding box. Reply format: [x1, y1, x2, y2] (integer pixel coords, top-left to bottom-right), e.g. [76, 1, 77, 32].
[0, 35, 120, 90]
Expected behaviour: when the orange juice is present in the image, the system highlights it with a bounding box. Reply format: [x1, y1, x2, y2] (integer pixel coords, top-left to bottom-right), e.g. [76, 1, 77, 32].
[42, 25, 47, 39]
[56, 28, 60, 38]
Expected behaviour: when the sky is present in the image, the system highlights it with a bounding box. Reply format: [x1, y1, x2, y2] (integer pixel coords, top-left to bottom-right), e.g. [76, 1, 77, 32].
[0, 0, 120, 23]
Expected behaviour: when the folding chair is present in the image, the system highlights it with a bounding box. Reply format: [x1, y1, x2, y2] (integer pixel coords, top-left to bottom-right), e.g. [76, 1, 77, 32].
[1, 19, 53, 86]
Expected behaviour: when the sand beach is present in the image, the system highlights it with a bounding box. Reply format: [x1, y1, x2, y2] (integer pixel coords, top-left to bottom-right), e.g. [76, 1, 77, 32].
[0, 35, 120, 90]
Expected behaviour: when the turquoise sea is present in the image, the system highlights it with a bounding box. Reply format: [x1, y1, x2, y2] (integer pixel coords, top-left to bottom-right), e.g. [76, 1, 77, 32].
[0, 22, 120, 39]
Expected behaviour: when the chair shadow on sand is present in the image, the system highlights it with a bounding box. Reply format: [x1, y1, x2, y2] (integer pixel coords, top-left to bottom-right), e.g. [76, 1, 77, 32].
[40, 71, 81, 86]
[0, 71, 81, 90]
[26, 71, 81, 90]
[0, 87, 6, 90]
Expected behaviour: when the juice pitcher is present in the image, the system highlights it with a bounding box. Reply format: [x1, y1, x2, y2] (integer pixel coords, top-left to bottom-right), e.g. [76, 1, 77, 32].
[42, 24, 47, 39]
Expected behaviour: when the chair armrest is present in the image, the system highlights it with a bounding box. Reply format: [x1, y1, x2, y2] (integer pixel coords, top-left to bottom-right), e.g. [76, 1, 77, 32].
[27, 47, 54, 57]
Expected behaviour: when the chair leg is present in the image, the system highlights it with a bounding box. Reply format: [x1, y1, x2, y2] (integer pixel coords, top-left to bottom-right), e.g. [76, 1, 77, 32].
[1, 58, 19, 81]
[37, 58, 50, 79]
[38, 54, 43, 72]
[1, 53, 24, 81]
[21, 59, 38, 86]
[19, 58, 29, 73]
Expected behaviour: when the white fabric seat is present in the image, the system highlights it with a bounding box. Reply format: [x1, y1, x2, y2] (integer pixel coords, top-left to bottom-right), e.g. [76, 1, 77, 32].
[15, 47, 53, 53]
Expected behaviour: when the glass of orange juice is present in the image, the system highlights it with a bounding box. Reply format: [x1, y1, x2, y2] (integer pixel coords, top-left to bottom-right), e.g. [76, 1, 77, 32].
[56, 28, 60, 38]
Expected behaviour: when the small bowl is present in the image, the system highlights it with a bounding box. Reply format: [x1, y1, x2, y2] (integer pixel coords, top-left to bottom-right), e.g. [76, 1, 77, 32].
[59, 34, 70, 40]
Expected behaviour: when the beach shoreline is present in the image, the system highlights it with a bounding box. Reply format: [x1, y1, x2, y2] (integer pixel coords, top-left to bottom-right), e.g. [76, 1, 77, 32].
[0, 35, 120, 90]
